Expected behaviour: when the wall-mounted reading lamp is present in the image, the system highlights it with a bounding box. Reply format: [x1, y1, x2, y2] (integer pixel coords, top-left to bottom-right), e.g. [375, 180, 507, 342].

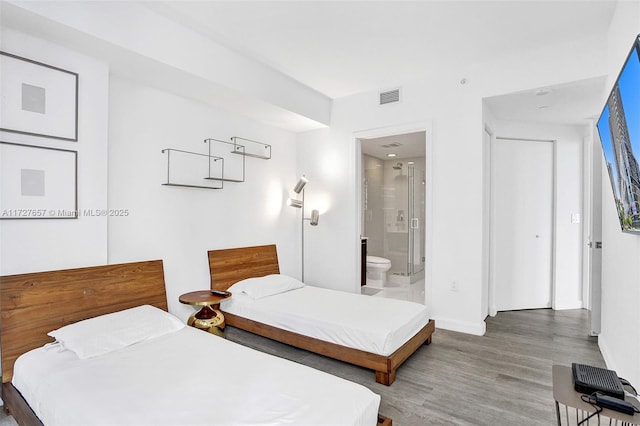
[287, 175, 319, 282]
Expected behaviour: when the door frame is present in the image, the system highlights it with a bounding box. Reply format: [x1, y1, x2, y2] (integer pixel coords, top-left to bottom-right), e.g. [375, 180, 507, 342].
[483, 125, 494, 317]
[585, 120, 602, 335]
[488, 136, 557, 314]
[353, 121, 433, 313]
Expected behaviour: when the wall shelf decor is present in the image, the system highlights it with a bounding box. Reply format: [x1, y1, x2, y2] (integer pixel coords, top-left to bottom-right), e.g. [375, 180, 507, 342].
[161, 148, 224, 190]
[161, 136, 270, 190]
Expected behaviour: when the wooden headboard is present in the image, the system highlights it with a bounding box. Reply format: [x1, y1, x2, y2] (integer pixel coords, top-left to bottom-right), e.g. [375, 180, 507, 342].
[0, 260, 167, 383]
[208, 244, 280, 291]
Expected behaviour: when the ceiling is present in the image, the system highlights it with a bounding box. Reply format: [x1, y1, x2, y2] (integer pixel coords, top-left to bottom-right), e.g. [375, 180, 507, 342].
[153, 0, 617, 99]
[361, 131, 426, 161]
[484, 76, 607, 126]
[147, 0, 618, 134]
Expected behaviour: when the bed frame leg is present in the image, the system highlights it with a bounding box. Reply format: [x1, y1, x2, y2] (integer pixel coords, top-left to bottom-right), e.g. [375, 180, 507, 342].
[377, 414, 393, 426]
[376, 369, 396, 386]
[424, 336, 433, 345]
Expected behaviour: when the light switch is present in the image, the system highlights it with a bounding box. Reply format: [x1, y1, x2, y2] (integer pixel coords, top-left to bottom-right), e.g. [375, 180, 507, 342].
[571, 213, 581, 224]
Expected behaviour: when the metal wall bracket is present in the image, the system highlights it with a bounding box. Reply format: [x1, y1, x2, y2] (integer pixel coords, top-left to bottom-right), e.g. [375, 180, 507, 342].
[204, 138, 245, 183]
[231, 136, 271, 159]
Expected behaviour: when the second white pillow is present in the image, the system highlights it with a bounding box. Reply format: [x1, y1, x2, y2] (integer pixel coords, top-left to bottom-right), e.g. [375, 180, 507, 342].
[228, 274, 305, 299]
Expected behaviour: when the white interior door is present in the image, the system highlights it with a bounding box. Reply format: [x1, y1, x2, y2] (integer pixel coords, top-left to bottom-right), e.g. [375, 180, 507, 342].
[491, 138, 554, 311]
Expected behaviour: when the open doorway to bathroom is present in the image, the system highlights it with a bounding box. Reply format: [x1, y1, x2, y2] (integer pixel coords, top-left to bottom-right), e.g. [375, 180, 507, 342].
[359, 131, 426, 303]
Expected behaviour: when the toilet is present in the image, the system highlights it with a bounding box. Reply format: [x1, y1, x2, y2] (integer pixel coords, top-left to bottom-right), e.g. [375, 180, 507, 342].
[366, 256, 392, 288]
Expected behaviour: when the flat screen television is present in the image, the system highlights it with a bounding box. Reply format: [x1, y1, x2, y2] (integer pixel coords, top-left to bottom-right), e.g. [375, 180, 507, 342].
[597, 34, 640, 234]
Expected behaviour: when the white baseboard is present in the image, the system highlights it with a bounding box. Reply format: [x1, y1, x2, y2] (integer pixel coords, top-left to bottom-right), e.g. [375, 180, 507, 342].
[432, 316, 486, 336]
[554, 299, 584, 310]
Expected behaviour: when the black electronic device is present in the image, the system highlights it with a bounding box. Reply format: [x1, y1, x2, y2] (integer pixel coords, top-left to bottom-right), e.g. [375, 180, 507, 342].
[593, 393, 636, 415]
[210, 290, 229, 297]
[572, 363, 625, 400]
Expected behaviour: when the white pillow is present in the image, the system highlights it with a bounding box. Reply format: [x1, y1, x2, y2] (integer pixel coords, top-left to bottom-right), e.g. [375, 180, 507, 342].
[228, 274, 305, 299]
[48, 305, 185, 359]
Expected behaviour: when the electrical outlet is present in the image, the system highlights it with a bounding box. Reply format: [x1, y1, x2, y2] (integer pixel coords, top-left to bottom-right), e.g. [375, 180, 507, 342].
[450, 280, 459, 292]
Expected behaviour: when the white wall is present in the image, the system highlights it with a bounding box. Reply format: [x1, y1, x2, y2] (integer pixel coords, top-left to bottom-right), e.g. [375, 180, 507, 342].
[487, 120, 585, 310]
[297, 34, 606, 335]
[0, 28, 109, 275]
[108, 77, 299, 320]
[297, 78, 486, 333]
[598, 0, 640, 388]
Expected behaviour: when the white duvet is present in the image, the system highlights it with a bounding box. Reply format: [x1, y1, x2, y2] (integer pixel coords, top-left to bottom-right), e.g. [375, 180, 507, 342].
[12, 326, 380, 426]
[222, 285, 429, 356]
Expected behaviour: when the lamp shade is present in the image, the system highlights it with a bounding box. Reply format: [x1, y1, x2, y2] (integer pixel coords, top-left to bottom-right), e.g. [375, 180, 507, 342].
[287, 198, 303, 208]
[310, 209, 319, 226]
[293, 176, 308, 194]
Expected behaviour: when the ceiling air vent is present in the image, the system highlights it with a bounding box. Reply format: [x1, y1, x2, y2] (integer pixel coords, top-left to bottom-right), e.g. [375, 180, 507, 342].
[379, 88, 401, 105]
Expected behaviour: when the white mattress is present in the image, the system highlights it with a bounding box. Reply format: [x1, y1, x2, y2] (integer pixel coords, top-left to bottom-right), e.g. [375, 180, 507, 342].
[222, 285, 429, 356]
[12, 326, 380, 426]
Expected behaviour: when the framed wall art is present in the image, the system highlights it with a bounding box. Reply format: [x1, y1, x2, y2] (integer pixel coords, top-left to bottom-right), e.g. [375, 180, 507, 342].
[0, 141, 78, 219]
[0, 51, 78, 141]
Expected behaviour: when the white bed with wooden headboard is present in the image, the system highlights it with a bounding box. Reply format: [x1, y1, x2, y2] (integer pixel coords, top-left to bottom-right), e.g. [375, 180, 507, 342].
[0, 260, 390, 426]
[208, 244, 436, 386]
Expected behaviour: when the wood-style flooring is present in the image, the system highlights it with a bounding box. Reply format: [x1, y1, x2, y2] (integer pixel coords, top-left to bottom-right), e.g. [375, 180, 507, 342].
[226, 308, 604, 426]
[0, 308, 603, 426]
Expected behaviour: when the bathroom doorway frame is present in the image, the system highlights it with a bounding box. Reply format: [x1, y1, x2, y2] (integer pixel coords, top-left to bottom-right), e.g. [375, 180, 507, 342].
[353, 121, 434, 313]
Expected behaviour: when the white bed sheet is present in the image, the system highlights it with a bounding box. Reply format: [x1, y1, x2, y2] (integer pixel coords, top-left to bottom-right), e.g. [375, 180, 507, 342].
[222, 285, 429, 356]
[12, 326, 380, 426]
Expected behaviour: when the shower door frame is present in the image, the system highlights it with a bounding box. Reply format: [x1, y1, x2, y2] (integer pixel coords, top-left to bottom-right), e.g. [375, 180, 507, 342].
[407, 165, 426, 277]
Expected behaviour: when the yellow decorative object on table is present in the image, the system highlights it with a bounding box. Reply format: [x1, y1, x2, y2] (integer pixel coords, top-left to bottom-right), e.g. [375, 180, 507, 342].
[179, 290, 231, 337]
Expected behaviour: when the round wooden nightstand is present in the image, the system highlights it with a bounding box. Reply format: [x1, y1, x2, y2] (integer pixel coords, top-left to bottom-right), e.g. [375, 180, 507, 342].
[179, 290, 231, 337]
